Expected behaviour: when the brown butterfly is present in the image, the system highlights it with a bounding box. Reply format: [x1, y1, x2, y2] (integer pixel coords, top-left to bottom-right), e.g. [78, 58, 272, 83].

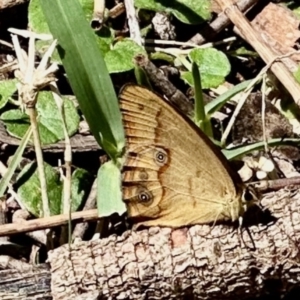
[119, 84, 256, 228]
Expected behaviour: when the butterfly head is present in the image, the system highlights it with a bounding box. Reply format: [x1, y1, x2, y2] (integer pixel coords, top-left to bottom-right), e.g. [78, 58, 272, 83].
[240, 184, 259, 215]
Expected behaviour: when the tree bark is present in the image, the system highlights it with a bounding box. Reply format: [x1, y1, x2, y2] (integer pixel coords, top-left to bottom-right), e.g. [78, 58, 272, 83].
[47, 188, 300, 300]
[0, 261, 51, 299]
[0, 189, 300, 299]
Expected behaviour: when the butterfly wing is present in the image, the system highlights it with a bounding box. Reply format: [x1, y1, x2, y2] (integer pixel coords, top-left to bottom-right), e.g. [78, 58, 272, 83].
[120, 85, 245, 227]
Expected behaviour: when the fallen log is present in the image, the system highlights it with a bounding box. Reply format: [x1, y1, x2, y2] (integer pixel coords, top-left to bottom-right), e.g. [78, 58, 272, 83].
[1, 188, 300, 300]
[48, 188, 300, 299]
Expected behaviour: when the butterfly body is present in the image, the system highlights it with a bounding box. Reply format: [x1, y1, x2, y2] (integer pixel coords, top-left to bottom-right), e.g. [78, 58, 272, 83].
[120, 85, 253, 228]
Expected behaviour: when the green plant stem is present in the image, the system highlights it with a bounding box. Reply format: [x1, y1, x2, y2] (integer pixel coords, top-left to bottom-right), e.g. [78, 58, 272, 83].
[28, 107, 50, 217]
[134, 65, 152, 89]
[192, 62, 204, 123]
[51, 83, 72, 245]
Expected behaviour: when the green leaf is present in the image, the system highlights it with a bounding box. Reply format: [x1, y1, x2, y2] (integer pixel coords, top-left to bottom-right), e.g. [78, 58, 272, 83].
[17, 162, 63, 217]
[149, 51, 175, 63]
[105, 39, 146, 73]
[96, 26, 114, 55]
[97, 160, 126, 217]
[135, 0, 211, 24]
[0, 110, 31, 141]
[0, 79, 18, 110]
[30, 0, 95, 32]
[292, 6, 300, 19]
[1, 91, 79, 144]
[70, 168, 94, 213]
[29, 0, 51, 34]
[17, 162, 93, 217]
[40, 0, 125, 162]
[229, 46, 259, 58]
[182, 48, 231, 89]
[29, 0, 60, 62]
[1, 109, 29, 122]
[294, 66, 300, 83]
[31, 0, 140, 73]
[30, 0, 112, 63]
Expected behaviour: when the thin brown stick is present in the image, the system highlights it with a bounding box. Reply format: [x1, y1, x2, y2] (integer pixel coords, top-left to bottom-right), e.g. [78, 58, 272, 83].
[0, 209, 99, 237]
[72, 179, 97, 239]
[252, 177, 300, 192]
[12, 209, 47, 244]
[124, 0, 142, 45]
[91, 0, 106, 30]
[188, 0, 258, 45]
[134, 54, 194, 116]
[109, 3, 125, 19]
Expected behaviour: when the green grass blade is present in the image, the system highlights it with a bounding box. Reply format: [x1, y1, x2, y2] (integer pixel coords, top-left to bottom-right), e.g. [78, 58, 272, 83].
[223, 138, 300, 160]
[40, 0, 125, 163]
[205, 79, 253, 116]
[0, 127, 32, 197]
[192, 62, 205, 123]
[192, 61, 213, 137]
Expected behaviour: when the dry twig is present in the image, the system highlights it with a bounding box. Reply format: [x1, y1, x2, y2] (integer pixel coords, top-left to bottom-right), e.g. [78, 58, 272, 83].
[0, 209, 99, 236]
[134, 54, 193, 116]
[188, 0, 258, 45]
[124, 0, 142, 46]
